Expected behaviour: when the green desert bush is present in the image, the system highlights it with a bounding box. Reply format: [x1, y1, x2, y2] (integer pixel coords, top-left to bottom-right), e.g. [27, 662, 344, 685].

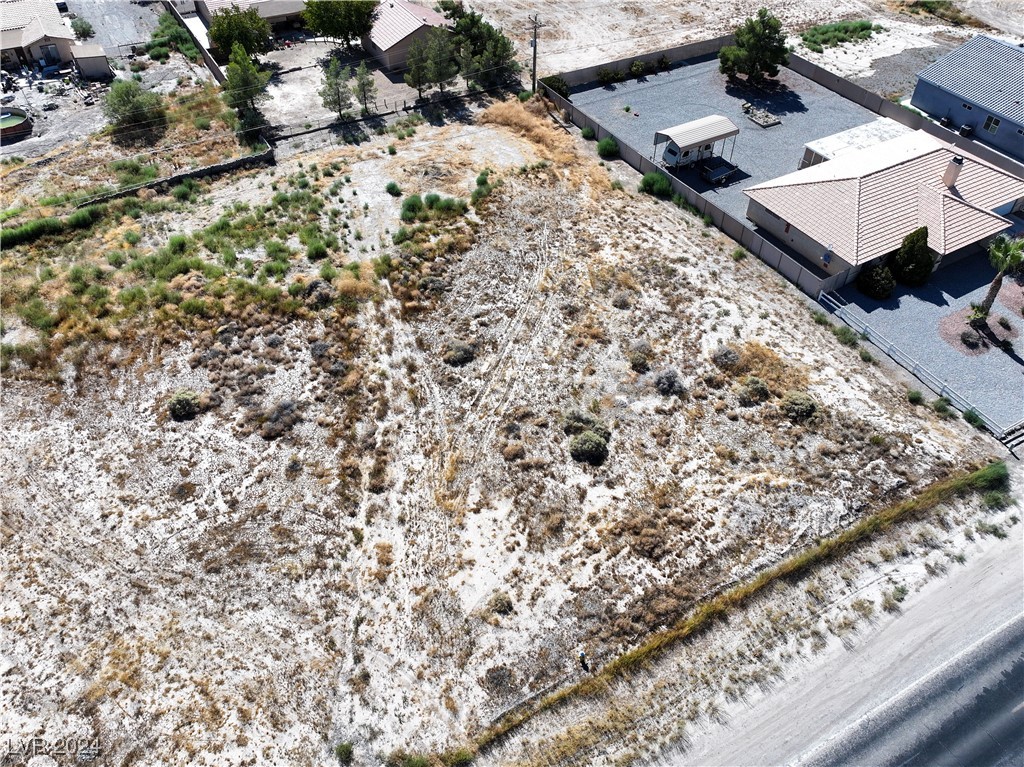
[386, 181, 401, 197]
[581, 125, 596, 140]
[168, 390, 201, 421]
[569, 431, 609, 465]
[781, 390, 817, 421]
[639, 171, 672, 197]
[596, 137, 619, 158]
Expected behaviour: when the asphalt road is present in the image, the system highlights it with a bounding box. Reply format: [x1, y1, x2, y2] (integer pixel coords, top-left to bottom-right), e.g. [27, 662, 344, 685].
[664, 511, 1024, 767]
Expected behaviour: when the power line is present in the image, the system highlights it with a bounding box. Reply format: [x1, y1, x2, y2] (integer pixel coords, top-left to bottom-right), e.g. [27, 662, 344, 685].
[527, 14, 546, 93]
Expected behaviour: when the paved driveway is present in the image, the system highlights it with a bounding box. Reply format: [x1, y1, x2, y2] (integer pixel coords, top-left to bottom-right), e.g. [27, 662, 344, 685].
[837, 252, 1024, 432]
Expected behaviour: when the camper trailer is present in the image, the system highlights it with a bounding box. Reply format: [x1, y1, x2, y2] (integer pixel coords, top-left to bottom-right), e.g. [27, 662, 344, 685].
[662, 140, 714, 168]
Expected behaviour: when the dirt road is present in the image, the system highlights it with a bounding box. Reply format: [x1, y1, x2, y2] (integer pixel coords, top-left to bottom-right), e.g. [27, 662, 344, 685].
[660, 470, 1024, 766]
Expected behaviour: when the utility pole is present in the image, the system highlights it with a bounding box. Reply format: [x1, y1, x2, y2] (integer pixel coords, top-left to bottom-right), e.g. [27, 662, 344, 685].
[528, 14, 545, 93]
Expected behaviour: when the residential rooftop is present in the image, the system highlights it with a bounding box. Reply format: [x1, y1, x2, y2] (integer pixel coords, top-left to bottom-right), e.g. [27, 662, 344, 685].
[916, 35, 1024, 124]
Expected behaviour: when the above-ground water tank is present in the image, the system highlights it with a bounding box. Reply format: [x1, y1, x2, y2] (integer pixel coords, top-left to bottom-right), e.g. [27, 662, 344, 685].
[0, 107, 32, 143]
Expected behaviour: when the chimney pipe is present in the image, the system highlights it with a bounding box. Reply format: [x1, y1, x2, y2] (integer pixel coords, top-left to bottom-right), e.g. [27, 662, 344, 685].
[943, 155, 964, 188]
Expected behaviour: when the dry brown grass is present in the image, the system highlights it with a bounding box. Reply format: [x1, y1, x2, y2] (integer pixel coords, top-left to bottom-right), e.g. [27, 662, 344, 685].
[733, 341, 809, 393]
[478, 98, 575, 164]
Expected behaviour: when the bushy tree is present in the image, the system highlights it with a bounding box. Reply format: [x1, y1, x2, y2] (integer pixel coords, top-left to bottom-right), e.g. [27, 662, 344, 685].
[320, 57, 353, 118]
[425, 28, 459, 94]
[222, 42, 270, 111]
[104, 80, 166, 138]
[209, 5, 271, 56]
[303, 0, 379, 49]
[718, 7, 789, 85]
[440, 1, 519, 87]
[890, 226, 934, 286]
[352, 60, 377, 111]
[404, 36, 430, 98]
[856, 261, 896, 300]
[976, 234, 1024, 318]
[71, 17, 95, 40]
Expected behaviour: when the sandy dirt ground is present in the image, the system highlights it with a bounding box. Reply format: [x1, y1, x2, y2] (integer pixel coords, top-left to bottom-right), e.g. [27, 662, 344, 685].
[0, 99, 997, 766]
[473, 0, 1021, 80]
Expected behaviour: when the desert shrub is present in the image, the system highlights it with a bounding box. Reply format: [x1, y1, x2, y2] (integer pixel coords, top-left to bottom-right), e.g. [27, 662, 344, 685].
[629, 350, 649, 373]
[654, 368, 686, 397]
[167, 234, 189, 254]
[440, 749, 475, 767]
[832, 325, 860, 347]
[19, 298, 56, 331]
[148, 45, 170, 61]
[656, 54, 671, 71]
[180, 297, 210, 316]
[66, 205, 105, 229]
[856, 262, 895, 299]
[907, 389, 924, 405]
[194, 116, 211, 130]
[630, 59, 647, 77]
[731, 247, 747, 261]
[401, 194, 424, 222]
[260, 399, 300, 440]
[801, 20, 877, 50]
[307, 241, 328, 260]
[118, 286, 148, 310]
[781, 390, 817, 421]
[932, 397, 956, 418]
[433, 197, 467, 217]
[581, 125, 596, 140]
[124, 229, 142, 246]
[570, 431, 609, 465]
[712, 345, 740, 369]
[443, 341, 475, 367]
[489, 591, 513, 615]
[392, 227, 412, 245]
[890, 226, 935, 286]
[169, 390, 201, 421]
[983, 490, 1010, 510]
[859, 347, 874, 363]
[738, 375, 770, 405]
[963, 409, 985, 430]
[597, 66, 620, 85]
[1, 217, 64, 247]
[540, 74, 569, 98]
[172, 178, 200, 202]
[960, 329, 981, 349]
[596, 137, 619, 158]
[335, 742, 354, 765]
[639, 172, 672, 198]
[424, 192, 440, 208]
[563, 410, 611, 442]
[611, 290, 631, 310]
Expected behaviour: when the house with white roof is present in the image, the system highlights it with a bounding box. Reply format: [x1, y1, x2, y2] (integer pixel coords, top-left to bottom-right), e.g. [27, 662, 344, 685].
[361, 0, 448, 72]
[744, 131, 1024, 278]
[0, 0, 74, 70]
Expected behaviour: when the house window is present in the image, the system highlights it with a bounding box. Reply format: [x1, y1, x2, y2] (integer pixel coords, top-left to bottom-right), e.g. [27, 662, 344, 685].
[983, 115, 1000, 134]
[962, 103, 973, 111]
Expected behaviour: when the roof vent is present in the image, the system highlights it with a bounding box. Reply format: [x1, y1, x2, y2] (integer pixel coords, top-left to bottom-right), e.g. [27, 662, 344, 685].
[943, 155, 964, 188]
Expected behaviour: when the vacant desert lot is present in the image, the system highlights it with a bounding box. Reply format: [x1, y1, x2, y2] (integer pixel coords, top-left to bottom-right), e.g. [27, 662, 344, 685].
[0, 96, 996, 766]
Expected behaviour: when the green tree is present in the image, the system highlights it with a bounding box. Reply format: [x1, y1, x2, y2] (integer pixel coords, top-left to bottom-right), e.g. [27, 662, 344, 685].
[976, 234, 1024, 318]
[718, 7, 789, 85]
[71, 17, 95, 40]
[890, 226, 935, 286]
[425, 28, 458, 94]
[103, 80, 166, 139]
[352, 60, 377, 112]
[303, 0, 379, 49]
[441, 1, 518, 87]
[404, 37, 430, 98]
[209, 5, 271, 57]
[222, 42, 270, 111]
[320, 57, 353, 119]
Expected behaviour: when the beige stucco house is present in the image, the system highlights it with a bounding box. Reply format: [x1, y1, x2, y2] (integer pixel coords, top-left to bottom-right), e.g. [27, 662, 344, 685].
[1, 0, 74, 69]
[361, 0, 448, 72]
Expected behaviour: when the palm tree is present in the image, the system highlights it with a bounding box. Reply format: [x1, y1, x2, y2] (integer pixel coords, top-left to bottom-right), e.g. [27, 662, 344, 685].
[975, 234, 1024, 319]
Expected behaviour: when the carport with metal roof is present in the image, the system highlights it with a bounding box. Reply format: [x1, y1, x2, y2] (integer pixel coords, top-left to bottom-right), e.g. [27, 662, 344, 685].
[654, 114, 739, 164]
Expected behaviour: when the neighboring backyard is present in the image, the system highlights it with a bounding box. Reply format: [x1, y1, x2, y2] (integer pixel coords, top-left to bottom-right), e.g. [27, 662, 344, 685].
[568, 54, 879, 233]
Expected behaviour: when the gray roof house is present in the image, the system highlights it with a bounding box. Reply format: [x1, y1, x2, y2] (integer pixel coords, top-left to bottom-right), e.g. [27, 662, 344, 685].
[910, 35, 1024, 163]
